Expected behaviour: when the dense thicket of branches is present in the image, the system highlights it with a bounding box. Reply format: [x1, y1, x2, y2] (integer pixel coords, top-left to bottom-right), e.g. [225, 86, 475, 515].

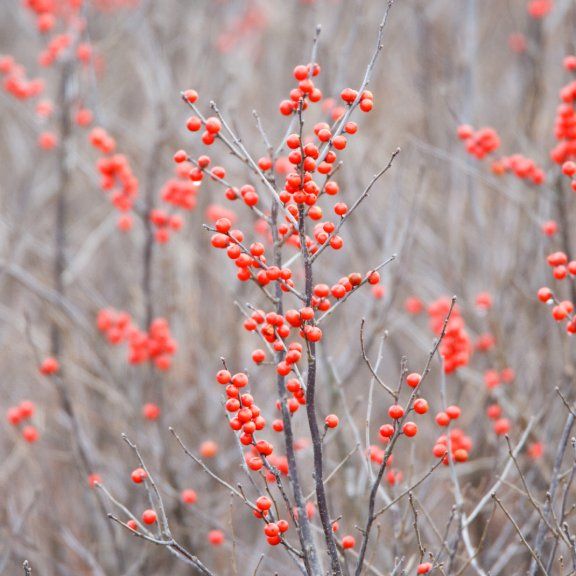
[1, 1, 576, 575]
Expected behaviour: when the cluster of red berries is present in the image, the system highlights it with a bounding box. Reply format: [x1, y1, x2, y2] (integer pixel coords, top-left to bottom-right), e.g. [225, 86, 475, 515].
[215, 369, 272, 457]
[180, 83, 372, 262]
[0, 54, 44, 101]
[550, 57, 576, 164]
[182, 89, 229, 148]
[369, 373, 429, 482]
[24, 0, 82, 19]
[538, 284, 575, 329]
[19, 3, 98, 145]
[210, 221, 290, 285]
[428, 298, 471, 373]
[23, 0, 95, 66]
[367, 444, 392, 466]
[6, 400, 39, 443]
[457, 125, 501, 159]
[97, 309, 177, 370]
[0, 54, 60, 150]
[491, 154, 545, 185]
[39, 34, 75, 68]
[90, 128, 139, 232]
[483, 368, 515, 389]
[272, 374, 307, 416]
[260, 305, 322, 344]
[367, 447, 402, 485]
[458, 125, 545, 184]
[248, 446, 289, 482]
[341, 86, 374, 112]
[432, 428, 472, 465]
[250, 495, 290, 546]
[486, 403, 511, 436]
[163, 159, 200, 210]
[149, 209, 183, 244]
[175, 149, 226, 185]
[147, 159, 206, 243]
[278, 62, 323, 116]
[536, 252, 576, 331]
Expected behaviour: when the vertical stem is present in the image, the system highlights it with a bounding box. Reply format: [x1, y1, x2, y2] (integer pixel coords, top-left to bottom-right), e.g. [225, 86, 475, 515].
[530, 410, 575, 575]
[298, 205, 343, 576]
[142, 137, 158, 330]
[272, 201, 321, 576]
[354, 452, 392, 576]
[51, 59, 72, 357]
[50, 54, 125, 572]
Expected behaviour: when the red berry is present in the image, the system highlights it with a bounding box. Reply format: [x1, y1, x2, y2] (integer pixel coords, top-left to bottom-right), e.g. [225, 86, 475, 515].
[264, 522, 280, 537]
[388, 405, 404, 420]
[142, 509, 157, 525]
[186, 116, 202, 131]
[325, 414, 339, 428]
[181, 489, 197, 504]
[252, 349, 266, 364]
[453, 448, 469, 463]
[406, 372, 422, 388]
[131, 467, 148, 484]
[143, 403, 160, 421]
[216, 370, 232, 384]
[402, 422, 418, 437]
[39, 357, 59, 375]
[22, 426, 39, 443]
[379, 424, 394, 438]
[562, 161, 576, 176]
[120, 519, 136, 533]
[256, 496, 272, 511]
[7, 407, 22, 426]
[435, 412, 450, 427]
[334, 202, 348, 216]
[413, 398, 429, 414]
[205, 117, 221, 134]
[200, 440, 219, 458]
[494, 418, 510, 436]
[208, 530, 224, 546]
[184, 89, 198, 103]
[446, 405, 461, 420]
[173, 149, 187, 163]
[215, 218, 231, 234]
[342, 535, 356, 549]
[537, 287, 552, 303]
[293, 64, 308, 81]
[19, 401, 35, 420]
